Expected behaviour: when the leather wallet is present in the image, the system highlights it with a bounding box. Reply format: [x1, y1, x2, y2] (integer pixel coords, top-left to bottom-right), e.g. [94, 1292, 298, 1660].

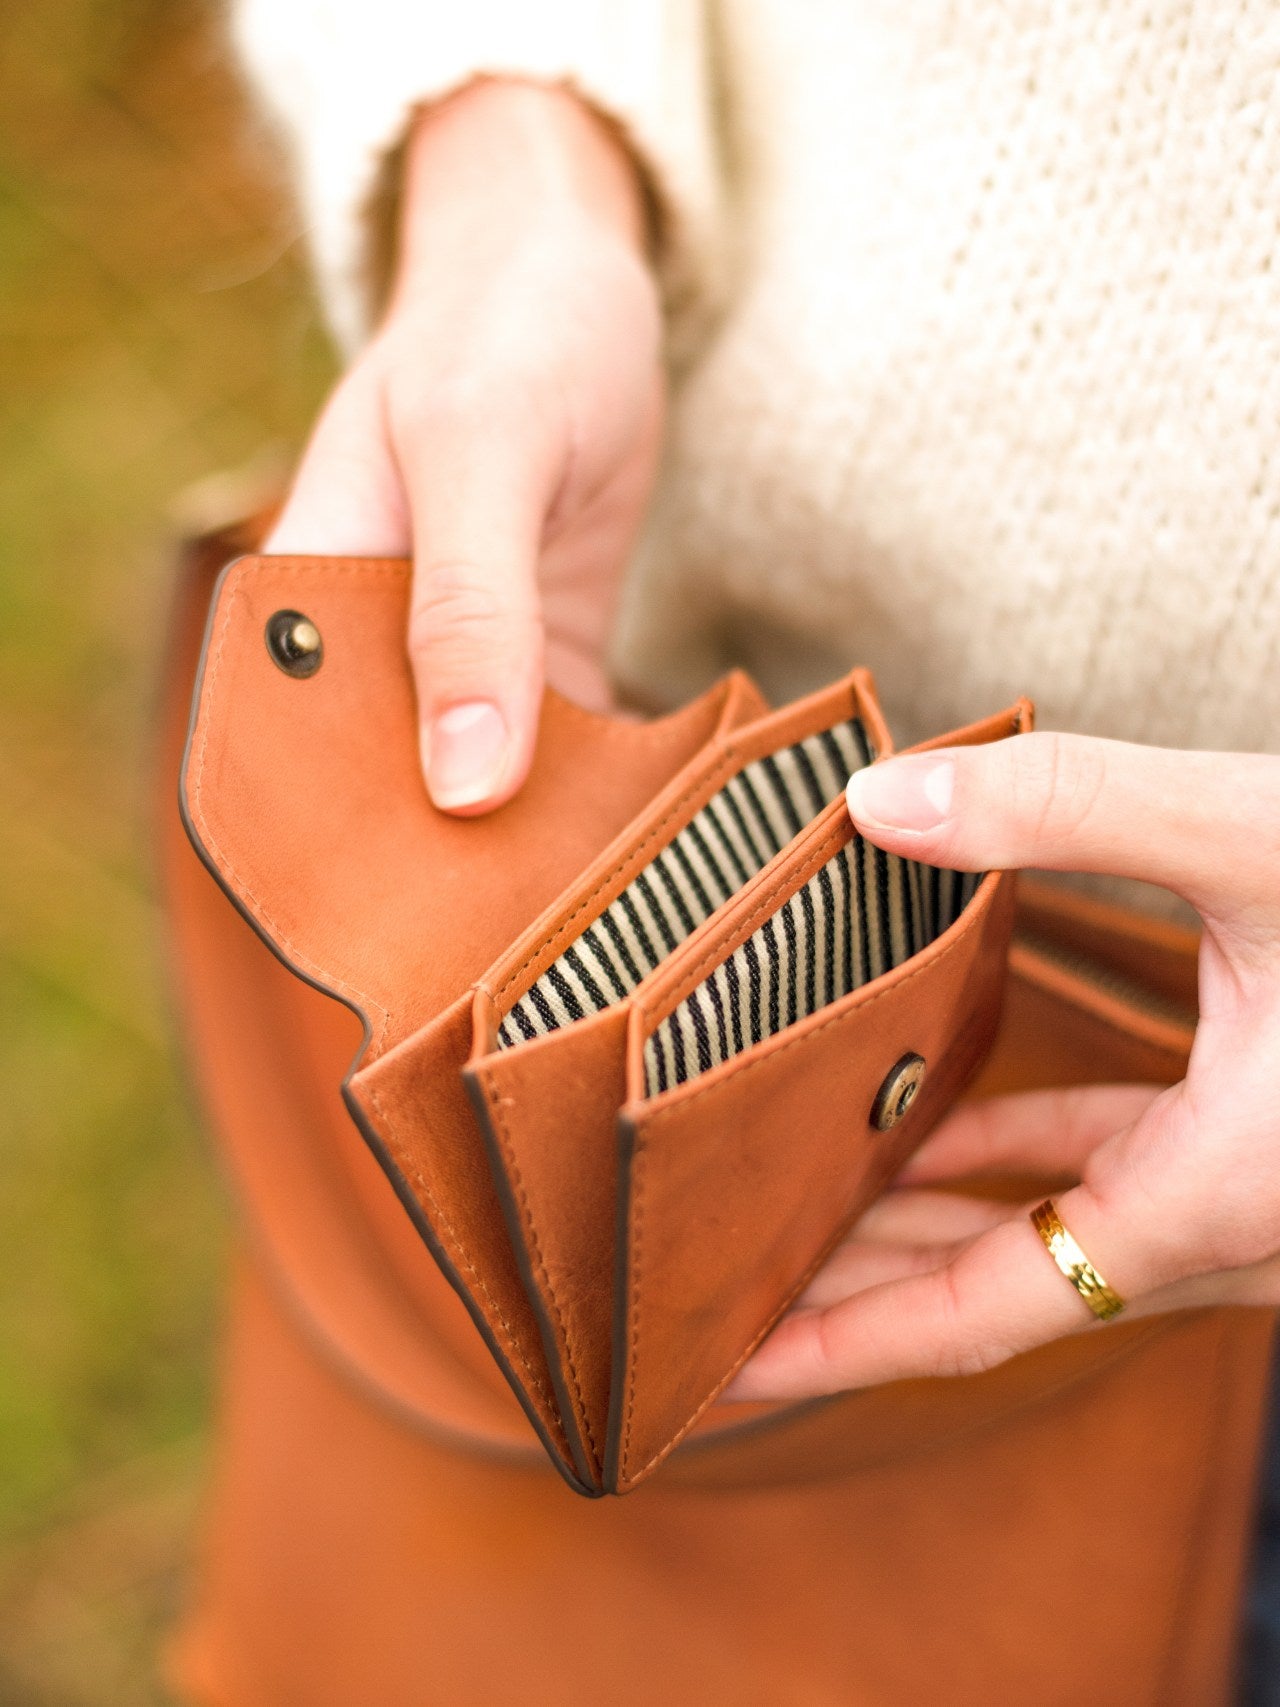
[180, 552, 1033, 1494]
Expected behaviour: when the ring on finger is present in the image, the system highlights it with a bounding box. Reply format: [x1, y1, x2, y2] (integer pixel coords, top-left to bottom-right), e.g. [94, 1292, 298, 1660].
[1030, 1199, 1126, 1322]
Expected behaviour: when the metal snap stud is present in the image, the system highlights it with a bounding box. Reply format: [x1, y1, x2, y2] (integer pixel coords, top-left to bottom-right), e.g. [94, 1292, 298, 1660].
[265, 609, 323, 678]
[870, 1052, 927, 1131]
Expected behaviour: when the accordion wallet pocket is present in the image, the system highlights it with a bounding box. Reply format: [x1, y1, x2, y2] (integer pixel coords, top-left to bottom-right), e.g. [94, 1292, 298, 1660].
[605, 702, 1032, 1492]
[466, 696, 1032, 1491]
[462, 669, 894, 1482]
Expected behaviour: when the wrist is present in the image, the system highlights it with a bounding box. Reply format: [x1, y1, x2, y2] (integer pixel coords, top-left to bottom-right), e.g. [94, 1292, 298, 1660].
[391, 78, 652, 296]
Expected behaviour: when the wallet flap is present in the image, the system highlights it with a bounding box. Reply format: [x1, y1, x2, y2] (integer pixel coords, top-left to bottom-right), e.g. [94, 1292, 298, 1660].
[163, 522, 563, 1470]
[180, 553, 764, 1062]
[179, 551, 766, 1489]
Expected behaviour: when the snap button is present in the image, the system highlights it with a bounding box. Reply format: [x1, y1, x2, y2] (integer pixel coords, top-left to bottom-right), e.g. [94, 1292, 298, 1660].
[265, 609, 323, 677]
[870, 1053, 926, 1131]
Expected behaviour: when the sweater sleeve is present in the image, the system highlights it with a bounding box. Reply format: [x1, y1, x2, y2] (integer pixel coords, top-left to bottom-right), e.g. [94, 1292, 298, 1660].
[231, 0, 725, 355]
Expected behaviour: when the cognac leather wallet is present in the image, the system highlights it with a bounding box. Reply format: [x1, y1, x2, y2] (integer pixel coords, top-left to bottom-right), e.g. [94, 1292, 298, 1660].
[180, 552, 1033, 1495]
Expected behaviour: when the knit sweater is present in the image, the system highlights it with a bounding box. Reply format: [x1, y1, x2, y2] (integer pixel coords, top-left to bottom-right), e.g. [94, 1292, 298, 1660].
[234, 0, 1280, 760]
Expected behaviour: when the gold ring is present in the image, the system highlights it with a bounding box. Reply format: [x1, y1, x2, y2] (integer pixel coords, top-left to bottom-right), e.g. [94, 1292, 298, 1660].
[1030, 1199, 1125, 1321]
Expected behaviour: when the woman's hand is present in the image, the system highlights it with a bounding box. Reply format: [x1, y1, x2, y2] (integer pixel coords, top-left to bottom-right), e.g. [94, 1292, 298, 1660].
[267, 79, 663, 813]
[729, 732, 1280, 1401]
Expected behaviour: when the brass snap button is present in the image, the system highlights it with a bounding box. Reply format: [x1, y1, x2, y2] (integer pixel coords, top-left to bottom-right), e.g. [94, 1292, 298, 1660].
[870, 1053, 926, 1131]
[265, 609, 323, 678]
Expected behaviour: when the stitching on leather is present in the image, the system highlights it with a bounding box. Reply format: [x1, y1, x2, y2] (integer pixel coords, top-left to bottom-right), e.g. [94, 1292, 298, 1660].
[618, 887, 997, 1481]
[192, 558, 562, 1454]
[624, 1062, 971, 1483]
[621, 1121, 645, 1487]
[362, 1079, 562, 1432]
[483, 1072, 599, 1466]
[629, 1223, 857, 1483]
[495, 717, 864, 1007]
[634, 818, 851, 1025]
[189, 567, 575, 1435]
[190, 559, 396, 1053]
[644, 874, 993, 1109]
[494, 746, 746, 1001]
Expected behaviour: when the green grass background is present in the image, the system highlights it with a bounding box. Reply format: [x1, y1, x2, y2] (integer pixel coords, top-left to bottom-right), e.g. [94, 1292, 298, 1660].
[0, 3, 334, 1697]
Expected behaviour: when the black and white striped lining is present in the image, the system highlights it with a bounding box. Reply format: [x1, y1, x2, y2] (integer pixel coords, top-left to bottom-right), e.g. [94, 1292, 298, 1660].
[642, 847, 982, 1096]
[496, 717, 875, 1051]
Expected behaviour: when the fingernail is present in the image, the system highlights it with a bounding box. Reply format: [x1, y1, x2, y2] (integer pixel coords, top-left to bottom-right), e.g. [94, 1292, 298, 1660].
[847, 757, 955, 832]
[424, 701, 509, 809]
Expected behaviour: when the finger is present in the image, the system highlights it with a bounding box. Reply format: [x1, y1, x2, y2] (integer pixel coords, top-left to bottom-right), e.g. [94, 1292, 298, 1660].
[798, 1190, 1013, 1309]
[396, 384, 558, 815]
[798, 1239, 962, 1309]
[845, 731, 1280, 924]
[842, 1187, 1015, 1246]
[807, 1218, 1280, 1324]
[265, 372, 409, 555]
[728, 1166, 1178, 1402]
[1146, 1248, 1280, 1312]
[778, 1235, 1280, 1392]
[897, 1085, 1164, 1184]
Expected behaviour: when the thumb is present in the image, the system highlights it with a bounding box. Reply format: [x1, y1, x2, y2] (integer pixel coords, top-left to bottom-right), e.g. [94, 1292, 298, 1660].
[398, 391, 556, 816]
[845, 731, 1278, 918]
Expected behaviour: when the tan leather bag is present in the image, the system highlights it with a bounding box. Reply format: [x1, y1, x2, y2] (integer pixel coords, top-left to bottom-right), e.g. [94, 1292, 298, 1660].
[161, 523, 1276, 1706]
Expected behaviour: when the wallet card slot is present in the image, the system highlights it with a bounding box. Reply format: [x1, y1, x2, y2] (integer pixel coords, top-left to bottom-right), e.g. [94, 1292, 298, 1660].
[642, 840, 982, 1095]
[495, 714, 876, 1052]
[626, 699, 1035, 1099]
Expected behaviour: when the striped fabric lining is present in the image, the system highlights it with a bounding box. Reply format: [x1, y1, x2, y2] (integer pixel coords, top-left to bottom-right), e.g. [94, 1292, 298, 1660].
[495, 717, 875, 1052]
[642, 847, 982, 1096]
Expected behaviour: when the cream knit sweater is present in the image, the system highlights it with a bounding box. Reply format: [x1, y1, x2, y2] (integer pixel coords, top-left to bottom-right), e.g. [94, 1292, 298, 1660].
[234, 0, 1280, 758]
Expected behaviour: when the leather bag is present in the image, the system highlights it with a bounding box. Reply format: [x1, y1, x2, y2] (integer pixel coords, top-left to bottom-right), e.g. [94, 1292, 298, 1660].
[160, 520, 1276, 1705]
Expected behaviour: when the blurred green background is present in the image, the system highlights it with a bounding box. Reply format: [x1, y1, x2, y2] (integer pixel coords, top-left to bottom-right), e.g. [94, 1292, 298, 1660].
[0, 3, 333, 1698]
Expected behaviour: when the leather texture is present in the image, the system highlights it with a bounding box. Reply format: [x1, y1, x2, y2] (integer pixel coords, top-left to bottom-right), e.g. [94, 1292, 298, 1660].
[160, 524, 1275, 1705]
[180, 547, 1027, 1493]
